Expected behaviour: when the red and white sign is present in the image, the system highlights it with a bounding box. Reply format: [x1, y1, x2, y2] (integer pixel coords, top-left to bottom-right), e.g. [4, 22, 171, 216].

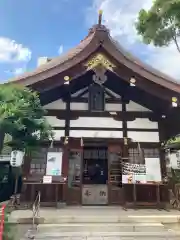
[0, 205, 6, 240]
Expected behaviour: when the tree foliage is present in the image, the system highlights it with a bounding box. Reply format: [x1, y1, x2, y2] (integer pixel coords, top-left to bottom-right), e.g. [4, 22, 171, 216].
[0, 84, 53, 151]
[136, 0, 180, 53]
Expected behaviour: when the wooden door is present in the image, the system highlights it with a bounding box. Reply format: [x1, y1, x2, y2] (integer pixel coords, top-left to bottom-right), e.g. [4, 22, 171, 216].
[108, 143, 123, 205]
[66, 139, 82, 205]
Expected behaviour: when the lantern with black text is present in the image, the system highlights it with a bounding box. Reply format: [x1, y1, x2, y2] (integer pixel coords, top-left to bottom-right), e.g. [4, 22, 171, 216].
[10, 150, 24, 167]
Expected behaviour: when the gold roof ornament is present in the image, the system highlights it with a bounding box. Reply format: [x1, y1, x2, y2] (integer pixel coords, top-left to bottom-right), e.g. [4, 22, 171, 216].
[85, 53, 115, 72]
[98, 10, 103, 25]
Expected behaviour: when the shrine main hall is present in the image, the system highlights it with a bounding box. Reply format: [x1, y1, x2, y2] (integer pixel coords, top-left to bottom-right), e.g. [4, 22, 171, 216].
[6, 12, 180, 207]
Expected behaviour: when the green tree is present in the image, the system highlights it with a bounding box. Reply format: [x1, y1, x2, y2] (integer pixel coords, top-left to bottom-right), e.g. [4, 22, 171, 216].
[0, 84, 53, 152]
[136, 0, 180, 53]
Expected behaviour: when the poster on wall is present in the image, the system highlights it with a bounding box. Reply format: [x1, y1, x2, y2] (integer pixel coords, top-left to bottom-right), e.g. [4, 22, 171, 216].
[122, 159, 162, 184]
[145, 158, 161, 182]
[122, 162, 146, 184]
[122, 174, 134, 184]
[46, 151, 63, 176]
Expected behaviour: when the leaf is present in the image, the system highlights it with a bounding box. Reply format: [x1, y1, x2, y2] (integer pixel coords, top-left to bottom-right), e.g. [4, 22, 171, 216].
[0, 84, 54, 152]
[136, 0, 180, 52]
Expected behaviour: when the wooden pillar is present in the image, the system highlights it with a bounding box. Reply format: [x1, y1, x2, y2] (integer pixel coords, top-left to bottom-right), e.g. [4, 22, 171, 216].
[62, 87, 71, 203]
[122, 140, 129, 209]
[64, 93, 71, 137]
[22, 153, 31, 177]
[158, 119, 170, 206]
[62, 144, 69, 202]
[158, 119, 167, 178]
[121, 97, 128, 209]
[122, 98, 127, 138]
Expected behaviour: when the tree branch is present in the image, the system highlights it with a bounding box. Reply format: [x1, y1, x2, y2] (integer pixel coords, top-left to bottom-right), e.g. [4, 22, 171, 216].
[169, 18, 180, 54]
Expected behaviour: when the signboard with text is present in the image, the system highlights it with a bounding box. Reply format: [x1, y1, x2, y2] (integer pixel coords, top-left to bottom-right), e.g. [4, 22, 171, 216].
[46, 151, 63, 176]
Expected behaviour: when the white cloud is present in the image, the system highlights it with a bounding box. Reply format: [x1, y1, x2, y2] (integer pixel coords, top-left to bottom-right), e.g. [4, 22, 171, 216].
[0, 37, 31, 77]
[87, 0, 180, 80]
[5, 67, 26, 76]
[13, 68, 25, 75]
[0, 37, 31, 63]
[58, 45, 64, 55]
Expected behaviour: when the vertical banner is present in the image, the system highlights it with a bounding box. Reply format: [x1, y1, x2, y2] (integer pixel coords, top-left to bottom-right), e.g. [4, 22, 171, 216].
[46, 151, 63, 176]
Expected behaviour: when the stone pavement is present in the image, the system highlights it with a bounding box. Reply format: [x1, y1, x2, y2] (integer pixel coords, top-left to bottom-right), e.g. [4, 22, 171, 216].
[34, 237, 180, 240]
[10, 207, 180, 239]
[10, 206, 180, 224]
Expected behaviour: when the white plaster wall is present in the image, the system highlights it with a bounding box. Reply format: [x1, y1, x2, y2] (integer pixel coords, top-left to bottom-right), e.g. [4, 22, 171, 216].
[127, 131, 159, 142]
[70, 130, 123, 138]
[70, 102, 88, 110]
[45, 116, 65, 127]
[127, 118, 158, 129]
[105, 103, 122, 111]
[43, 99, 66, 110]
[126, 101, 152, 112]
[70, 103, 122, 111]
[70, 117, 122, 128]
[53, 130, 65, 140]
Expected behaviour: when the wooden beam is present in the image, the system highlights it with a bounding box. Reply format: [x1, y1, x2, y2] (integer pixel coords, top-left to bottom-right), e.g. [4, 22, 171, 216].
[53, 126, 159, 132]
[70, 97, 123, 103]
[104, 72, 169, 114]
[122, 96, 127, 138]
[47, 109, 158, 120]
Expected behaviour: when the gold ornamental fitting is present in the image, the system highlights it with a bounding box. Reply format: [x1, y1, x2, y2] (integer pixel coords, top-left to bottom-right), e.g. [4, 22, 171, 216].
[99, 9, 103, 15]
[130, 77, 136, 83]
[172, 97, 177, 102]
[124, 137, 128, 145]
[64, 76, 70, 81]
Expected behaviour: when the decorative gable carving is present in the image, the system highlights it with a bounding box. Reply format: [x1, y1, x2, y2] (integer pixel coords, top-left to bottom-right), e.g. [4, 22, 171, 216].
[85, 53, 115, 72]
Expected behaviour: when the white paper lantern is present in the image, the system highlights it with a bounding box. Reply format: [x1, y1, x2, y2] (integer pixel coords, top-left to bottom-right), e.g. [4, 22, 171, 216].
[10, 150, 25, 167]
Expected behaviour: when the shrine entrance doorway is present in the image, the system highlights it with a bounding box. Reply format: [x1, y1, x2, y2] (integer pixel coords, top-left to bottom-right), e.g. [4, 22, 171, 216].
[82, 145, 108, 205]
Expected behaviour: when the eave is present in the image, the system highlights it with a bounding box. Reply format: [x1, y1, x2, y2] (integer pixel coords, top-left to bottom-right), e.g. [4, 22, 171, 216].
[7, 24, 180, 101]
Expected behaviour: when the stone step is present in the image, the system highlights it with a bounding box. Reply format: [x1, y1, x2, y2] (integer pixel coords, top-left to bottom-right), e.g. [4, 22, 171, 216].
[37, 222, 167, 233]
[35, 231, 179, 239]
[34, 223, 180, 239]
[39, 215, 180, 224]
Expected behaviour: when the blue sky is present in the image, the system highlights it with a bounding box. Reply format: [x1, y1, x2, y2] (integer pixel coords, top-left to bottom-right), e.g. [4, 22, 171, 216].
[0, 0, 179, 82]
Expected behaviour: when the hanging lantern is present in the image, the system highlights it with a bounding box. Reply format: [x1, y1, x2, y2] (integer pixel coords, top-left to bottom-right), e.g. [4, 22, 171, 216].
[172, 97, 178, 107]
[130, 77, 136, 87]
[10, 150, 25, 167]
